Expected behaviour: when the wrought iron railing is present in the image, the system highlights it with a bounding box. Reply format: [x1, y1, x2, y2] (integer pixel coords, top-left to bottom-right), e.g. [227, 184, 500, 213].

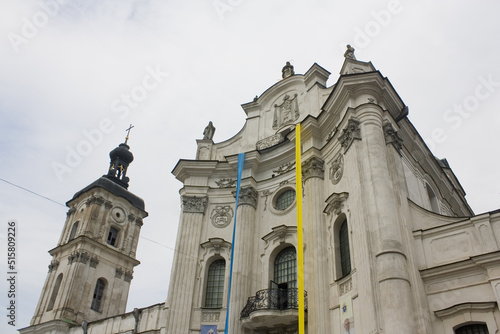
[240, 288, 307, 318]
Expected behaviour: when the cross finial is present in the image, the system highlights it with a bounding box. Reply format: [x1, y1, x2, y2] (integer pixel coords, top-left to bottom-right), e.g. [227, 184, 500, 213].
[125, 124, 134, 145]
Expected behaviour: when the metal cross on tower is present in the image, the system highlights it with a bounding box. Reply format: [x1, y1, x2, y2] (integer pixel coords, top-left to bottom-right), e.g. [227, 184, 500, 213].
[124, 124, 134, 145]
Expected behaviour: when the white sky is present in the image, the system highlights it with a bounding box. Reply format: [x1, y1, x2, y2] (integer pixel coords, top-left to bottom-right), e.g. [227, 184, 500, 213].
[1, 1, 500, 333]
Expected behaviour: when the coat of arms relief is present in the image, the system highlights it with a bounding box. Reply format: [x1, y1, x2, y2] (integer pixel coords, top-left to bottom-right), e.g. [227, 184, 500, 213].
[272, 93, 299, 130]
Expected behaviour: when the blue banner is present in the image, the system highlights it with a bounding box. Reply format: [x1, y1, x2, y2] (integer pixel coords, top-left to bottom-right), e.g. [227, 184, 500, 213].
[224, 152, 245, 334]
[201, 325, 217, 334]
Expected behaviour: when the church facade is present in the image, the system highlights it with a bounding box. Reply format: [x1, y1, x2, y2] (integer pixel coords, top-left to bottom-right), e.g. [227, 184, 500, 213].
[20, 50, 500, 334]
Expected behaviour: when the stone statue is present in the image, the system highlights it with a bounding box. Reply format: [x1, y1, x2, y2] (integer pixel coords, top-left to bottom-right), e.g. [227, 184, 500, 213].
[133, 308, 141, 333]
[344, 44, 356, 60]
[282, 61, 295, 79]
[203, 121, 215, 140]
[82, 320, 88, 334]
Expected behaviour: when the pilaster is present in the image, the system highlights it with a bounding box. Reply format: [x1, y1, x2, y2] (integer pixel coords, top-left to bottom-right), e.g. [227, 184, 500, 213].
[356, 106, 415, 334]
[302, 157, 331, 333]
[165, 196, 207, 334]
[228, 186, 258, 333]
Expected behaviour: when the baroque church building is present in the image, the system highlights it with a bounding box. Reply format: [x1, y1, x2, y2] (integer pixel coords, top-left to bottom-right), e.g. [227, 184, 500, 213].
[20, 49, 500, 334]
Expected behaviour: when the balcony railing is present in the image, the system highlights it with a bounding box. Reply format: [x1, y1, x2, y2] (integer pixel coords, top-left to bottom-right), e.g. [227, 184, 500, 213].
[240, 288, 307, 318]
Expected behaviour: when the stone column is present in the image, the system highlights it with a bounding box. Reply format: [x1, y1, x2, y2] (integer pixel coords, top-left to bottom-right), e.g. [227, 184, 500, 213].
[302, 157, 331, 334]
[165, 196, 207, 334]
[356, 107, 415, 334]
[227, 186, 258, 333]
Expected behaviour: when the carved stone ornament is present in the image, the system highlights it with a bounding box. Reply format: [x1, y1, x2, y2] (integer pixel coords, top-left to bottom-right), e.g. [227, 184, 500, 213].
[273, 93, 299, 130]
[302, 157, 325, 182]
[89, 256, 99, 268]
[48, 260, 59, 272]
[324, 192, 349, 215]
[339, 277, 353, 296]
[215, 178, 236, 188]
[202, 311, 220, 322]
[67, 250, 90, 265]
[66, 207, 76, 217]
[115, 267, 124, 279]
[210, 205, 233, 228]
[236, 187, 258, 208]
[124, 270, 133, 282]
[329, 154, 344, 185]
[383, 123, 403, 152]
[338, 118, 361, 153]
[201, 237, 231, 255]
[182, 196, 208, 214]
[256, 132, 285, 150]
[273, 162, 295, 176]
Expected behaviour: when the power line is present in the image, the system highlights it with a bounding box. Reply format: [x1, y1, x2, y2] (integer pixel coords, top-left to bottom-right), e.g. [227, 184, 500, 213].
[0, 177, 66, 207]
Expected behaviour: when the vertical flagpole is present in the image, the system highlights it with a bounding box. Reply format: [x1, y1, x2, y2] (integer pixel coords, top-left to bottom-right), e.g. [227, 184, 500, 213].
[295, 124, 305, 334]
[224, 153, 245, 334]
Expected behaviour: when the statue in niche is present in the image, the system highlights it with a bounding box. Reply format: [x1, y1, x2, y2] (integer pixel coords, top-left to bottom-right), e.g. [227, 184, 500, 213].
[203, 121, 215, 140]
[344, 44, 356, 60]
[282, 61, 295, 79]
[273, 93, 299, 130]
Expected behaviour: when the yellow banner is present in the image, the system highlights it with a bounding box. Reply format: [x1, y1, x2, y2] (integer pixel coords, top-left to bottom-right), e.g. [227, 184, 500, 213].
[295, 124, 305, 334]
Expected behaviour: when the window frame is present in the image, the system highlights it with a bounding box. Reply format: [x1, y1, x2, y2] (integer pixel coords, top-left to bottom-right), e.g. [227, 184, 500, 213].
[91, 278, 106, 312]
[204, 259, 226, 309]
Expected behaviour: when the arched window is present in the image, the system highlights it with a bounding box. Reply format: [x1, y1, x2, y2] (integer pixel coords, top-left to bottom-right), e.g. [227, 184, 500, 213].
[46, 274, 63, 311]
[91, 278, 106, 312]
[339, 219, 351, 277]
[455, 324, 489, 334]
[107, 227, 118, 246]
[205, 259, 225, 308]
[274, 247, 297, 289]
[426, 184, 440, 213]
[68, 221, 79, 241]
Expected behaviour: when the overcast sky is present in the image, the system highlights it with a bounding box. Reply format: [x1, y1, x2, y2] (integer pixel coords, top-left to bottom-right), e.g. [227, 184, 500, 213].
[1, 1, 500, 333]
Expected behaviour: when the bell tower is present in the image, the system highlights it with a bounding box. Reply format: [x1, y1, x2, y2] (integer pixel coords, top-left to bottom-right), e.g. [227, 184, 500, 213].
[28, 137, 148, 329]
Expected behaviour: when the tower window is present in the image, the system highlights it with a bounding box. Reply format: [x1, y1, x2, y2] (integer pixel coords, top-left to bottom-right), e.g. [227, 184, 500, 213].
[107, 227, 118, 246]
[275, 189, 296, 211]
[46, 274, 63, 311]
[455, 324, 489, 334]
[91, 278, 106, 312]
[339, 219, 351, 277]
[205, 259, 225, 308]
[68, 221, 79, 241]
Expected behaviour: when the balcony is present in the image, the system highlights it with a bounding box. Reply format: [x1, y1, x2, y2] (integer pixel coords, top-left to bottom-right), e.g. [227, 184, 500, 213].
[240, 288, 307, 330]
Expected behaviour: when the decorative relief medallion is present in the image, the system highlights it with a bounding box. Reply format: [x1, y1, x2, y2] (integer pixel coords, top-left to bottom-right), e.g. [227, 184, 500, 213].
[338, 118, 361, 153]
[182, 196, 208, 214]
[256, 132, 285, 150]
[383, 123, 403, 152]
[273, 162, 295, 176]
[210, 205, 233, 228]
[329, 154, 344, 185]
[215, 178, 236, 188]
[302, 157, 325, 182]
[273, 93, 299, 130]
[111, 207, 126, 223]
